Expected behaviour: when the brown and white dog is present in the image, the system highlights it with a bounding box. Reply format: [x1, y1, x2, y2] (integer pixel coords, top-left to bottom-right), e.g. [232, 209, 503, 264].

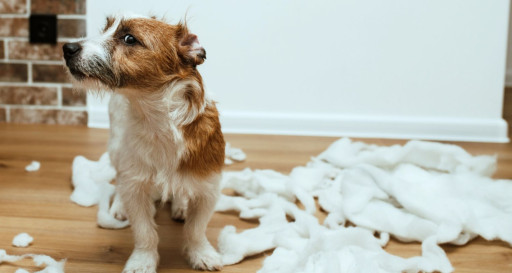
[63, 14, 225, 272]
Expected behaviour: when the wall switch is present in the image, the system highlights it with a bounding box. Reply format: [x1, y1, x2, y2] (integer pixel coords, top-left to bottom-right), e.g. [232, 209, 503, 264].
[30, 14, 57, 44]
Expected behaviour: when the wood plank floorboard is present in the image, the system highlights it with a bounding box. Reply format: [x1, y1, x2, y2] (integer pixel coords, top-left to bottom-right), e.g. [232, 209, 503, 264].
[0, 123, 511, 272]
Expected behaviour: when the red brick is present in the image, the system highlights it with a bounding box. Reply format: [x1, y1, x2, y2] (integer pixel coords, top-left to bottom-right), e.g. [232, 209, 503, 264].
[0, 107, 6, 122]
[0, 18, 28, 37]
[0, 41, 4, 59]
[0, 86, 58, 105]
[33, 64, 69, 83]
[62, 87, 85, 106]
[31, 0, 85, 15]
[0, 63, 27, 82]
[8, 41, 64, 61]
[58, 19, 86, 38]
[0, 0, 27, 14]
[10, 108, 87, 125]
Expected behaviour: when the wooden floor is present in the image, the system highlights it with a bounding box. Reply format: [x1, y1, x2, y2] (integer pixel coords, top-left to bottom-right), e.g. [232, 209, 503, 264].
[0, 123, 511, 273]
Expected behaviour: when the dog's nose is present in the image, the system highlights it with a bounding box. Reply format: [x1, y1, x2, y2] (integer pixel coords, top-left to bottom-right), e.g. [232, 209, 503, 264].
[63, 43, 82, 59]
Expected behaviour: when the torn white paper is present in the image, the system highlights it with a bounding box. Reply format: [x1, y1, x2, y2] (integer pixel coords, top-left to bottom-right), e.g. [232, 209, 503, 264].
[225, 142, 246, 165]
[25, 161, 40, 172]
[71, 152, 129, 229]
[0, 249, 66, 273]
[71, 153, 116, 207]
[12, 233, 33, 248]
[215, 138, 511, 272]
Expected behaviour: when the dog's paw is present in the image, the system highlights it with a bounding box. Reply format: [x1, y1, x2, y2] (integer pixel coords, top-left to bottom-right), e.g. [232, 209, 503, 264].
[113, 209, 127, 221]
[122, 249, 158, 273]
[110, 193, 127, 221]
[170, 196, 187, 221]
[185, 244, 223, 271]
[170, 203, 186, 221]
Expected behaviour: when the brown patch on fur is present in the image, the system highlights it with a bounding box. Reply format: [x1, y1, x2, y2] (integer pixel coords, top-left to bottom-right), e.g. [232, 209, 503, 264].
[179, 104, 225, 179]
[178, 34, 206, 66]
[183, 83, 204, 112]
[103, 16, 115, 32]
[108, 18, 204, 91]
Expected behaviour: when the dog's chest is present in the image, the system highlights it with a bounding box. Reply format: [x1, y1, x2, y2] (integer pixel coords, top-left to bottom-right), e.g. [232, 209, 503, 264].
[109, 94, 186, 174]
[134, 128, 184, 168]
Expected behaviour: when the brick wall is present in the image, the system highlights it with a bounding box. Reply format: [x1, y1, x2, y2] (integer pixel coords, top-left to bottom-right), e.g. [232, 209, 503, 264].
[0, 0, 87, 125]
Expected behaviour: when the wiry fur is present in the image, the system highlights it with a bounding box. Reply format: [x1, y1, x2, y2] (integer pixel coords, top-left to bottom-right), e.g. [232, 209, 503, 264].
[63, 14, 225, 272]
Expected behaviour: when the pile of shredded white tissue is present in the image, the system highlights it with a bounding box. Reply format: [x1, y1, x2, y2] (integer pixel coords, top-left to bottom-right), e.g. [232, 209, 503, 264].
[1, 233, 65, 273]
[71, 138, 512, 273]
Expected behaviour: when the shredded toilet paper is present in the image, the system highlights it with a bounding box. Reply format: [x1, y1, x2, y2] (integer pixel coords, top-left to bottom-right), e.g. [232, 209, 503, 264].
[25, 161, 40, 172]
[12, 233, 33, 248]
[0, 249, 66, 273]
[71, 153, 116, 207]
[225, 142, 247, 165]
[70, 138, 512, 272]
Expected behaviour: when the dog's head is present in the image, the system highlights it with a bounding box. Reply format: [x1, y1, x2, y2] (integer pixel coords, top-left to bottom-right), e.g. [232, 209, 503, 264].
[63, 14, 206, 91]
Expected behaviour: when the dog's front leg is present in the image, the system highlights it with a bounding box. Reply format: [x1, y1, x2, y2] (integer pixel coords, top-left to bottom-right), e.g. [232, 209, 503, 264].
[118, 176, 159, 273]
[183, 175, 222, 271]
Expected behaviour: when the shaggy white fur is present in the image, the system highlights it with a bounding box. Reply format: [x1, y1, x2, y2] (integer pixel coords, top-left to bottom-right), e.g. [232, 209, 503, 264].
[70, 138, 512, 273]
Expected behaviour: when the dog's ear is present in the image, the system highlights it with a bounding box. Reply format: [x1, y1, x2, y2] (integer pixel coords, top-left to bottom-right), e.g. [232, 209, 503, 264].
[178, 32, 206, 66]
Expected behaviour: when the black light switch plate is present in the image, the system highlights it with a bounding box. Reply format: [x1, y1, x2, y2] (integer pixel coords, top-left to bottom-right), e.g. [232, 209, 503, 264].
[30, 14, 57, 44]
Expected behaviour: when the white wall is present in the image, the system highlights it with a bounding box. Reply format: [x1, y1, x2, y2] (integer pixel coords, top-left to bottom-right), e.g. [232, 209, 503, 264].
[87, 0, 510, 142]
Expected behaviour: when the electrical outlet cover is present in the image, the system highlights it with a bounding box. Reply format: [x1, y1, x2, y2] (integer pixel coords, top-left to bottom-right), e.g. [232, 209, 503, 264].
[30, 14, 57, 44]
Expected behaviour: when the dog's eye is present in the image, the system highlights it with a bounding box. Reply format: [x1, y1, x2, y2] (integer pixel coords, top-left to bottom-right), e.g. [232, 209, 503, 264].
[123, 34, 137, 45]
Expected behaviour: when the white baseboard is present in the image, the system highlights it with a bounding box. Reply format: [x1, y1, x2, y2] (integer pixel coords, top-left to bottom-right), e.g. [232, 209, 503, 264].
[88, 108, 509, 143]
[87, 106, 110, 129]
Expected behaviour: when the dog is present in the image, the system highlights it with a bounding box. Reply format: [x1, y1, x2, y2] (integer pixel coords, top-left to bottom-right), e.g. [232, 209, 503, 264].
[63, 13, 225, 272]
